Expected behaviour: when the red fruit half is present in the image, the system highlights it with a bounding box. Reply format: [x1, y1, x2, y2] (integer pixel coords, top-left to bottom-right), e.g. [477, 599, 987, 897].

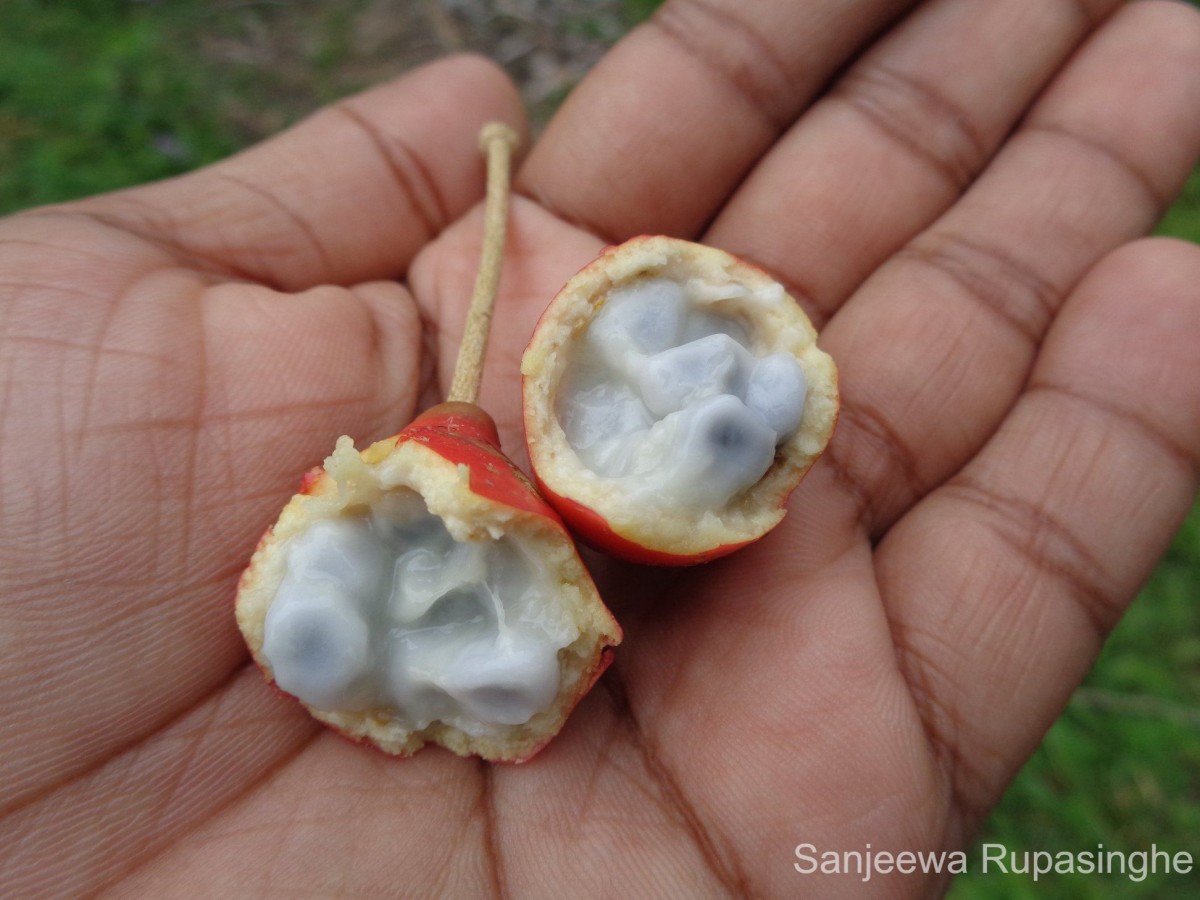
[522, 236, 839, 564]
[236, 403, 621, 762]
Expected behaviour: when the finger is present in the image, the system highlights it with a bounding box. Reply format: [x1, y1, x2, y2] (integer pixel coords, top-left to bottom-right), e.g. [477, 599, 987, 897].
[705, 0, 1121, 324]
[876, 238, 1200, 830]
[66, 55, 526, 291]
[517, 0, 918, 242]
[816, 0, 1200, 535]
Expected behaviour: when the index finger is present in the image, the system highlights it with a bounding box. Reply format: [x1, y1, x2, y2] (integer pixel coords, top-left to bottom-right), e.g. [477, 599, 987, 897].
[517, 0, 917, 242]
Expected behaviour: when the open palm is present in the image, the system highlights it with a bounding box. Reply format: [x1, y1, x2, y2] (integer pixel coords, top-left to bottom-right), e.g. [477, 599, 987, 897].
[3, 1, 1200, 896]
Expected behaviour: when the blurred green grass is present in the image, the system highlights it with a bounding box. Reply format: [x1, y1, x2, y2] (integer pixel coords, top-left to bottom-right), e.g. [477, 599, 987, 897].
[0, 0, 234, 211]
[0, 0, 385, 212]
[1, 1, 1198, 896]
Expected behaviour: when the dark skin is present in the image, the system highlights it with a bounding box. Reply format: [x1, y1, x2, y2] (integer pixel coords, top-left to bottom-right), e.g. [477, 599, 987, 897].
[3, 0, 1200, 896]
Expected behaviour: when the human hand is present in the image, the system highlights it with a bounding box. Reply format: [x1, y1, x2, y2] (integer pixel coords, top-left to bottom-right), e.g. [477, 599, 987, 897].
[2, 1, 1199, 896]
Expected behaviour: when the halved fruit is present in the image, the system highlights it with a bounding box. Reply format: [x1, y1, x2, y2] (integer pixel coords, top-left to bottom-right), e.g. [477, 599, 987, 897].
[522, 236, 839, 565]
[236, 403, 621, 762]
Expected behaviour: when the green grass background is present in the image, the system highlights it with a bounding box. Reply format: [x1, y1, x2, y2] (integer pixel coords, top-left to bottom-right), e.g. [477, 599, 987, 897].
[1, 1, 1197, 896]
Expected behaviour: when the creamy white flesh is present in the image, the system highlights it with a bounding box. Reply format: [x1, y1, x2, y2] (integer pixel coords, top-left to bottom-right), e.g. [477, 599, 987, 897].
[557, 278, 807, 509]
[261, 494, 579, 731]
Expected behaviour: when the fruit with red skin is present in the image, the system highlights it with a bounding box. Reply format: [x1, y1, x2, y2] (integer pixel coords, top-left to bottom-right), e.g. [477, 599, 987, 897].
[235, 401, 621, 762]
[522, 236, 839, 565]
[236, 124, 611, 760]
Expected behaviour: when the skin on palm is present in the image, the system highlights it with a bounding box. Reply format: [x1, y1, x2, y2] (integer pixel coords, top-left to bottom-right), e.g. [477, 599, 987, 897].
[0, 2, 1199, 899]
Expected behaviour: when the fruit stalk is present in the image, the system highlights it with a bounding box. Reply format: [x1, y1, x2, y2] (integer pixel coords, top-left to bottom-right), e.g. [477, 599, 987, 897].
[447, 121, 519, 405]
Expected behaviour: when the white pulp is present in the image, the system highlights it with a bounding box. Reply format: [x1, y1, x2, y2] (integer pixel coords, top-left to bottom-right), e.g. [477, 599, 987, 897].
[261, 499, 578, 730]
[557, 278, 807, 509]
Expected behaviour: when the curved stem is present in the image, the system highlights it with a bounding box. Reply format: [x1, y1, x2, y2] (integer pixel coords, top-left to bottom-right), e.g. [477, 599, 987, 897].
[447, 122, 519, 406]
